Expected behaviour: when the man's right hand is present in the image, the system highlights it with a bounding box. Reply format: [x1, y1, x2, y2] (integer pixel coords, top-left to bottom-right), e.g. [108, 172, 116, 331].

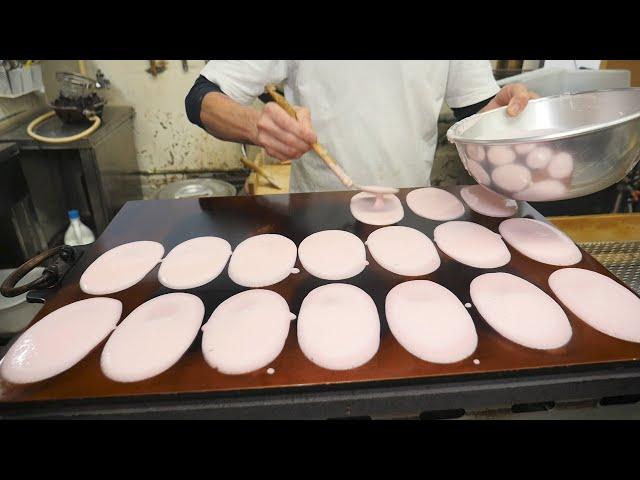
[254, 102, 317, 162]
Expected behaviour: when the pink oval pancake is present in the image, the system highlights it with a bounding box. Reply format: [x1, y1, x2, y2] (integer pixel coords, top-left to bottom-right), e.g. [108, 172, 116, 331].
[525, 146, 553, 169]
[466, 144, 486, 162]
[80, 241, 164, 295]
[499, 218, 582, 266]
[487, 146, 516, 166]
[515, 143, 536, 155]
[491, 164, 532, 193]
[471, 272, 572, 350]
[386, 280, 478, 363]
[298, 230, 367, 280]
[433, 221, 510, 268]
[228, 234, 298, 287]
[100, 293, 204, 383]
[1, 298, 121, 384]
[366, 226, 440, 276]
[513, 179, 567, 201]
[158, 237, 232, 290]
[405, 187, 465, 221]
[548, 152, 574, 179]
[549, 268, 640, 343]
[202, 289, 295, 375]
[350, 192, 404, 226]
[460, 185, 518, 218]
[297, 283, 380, 371]
[467, 160, 491, 186]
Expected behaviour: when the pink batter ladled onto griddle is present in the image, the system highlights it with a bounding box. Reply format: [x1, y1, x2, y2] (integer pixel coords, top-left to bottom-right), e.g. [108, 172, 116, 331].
[460, 185, 518, 218]
[366, 226, 440, 276]
[298, 230, 367, 280]
[406, 187, 465, 221]
[470, 272, 572, 350]
[1, 298, 122, 384]
[499, 218, 582, 266]
[385, 280, 478, 364]
[100, 293, 204, 383]
[350, 191, 404, 226]
[433, 221, 511, 269]
[202, 289, 295, 375]
[297, 283, 380, 371]
[549, 268, 640, 343]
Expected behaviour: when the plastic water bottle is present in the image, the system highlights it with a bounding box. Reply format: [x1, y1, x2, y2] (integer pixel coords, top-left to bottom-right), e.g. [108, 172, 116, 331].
[64, 210, 95, 246]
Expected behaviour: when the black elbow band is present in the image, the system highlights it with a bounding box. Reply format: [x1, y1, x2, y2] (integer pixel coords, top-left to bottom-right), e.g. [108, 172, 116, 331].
[451, 96, 494, 122]
[185, 75, 225, 129]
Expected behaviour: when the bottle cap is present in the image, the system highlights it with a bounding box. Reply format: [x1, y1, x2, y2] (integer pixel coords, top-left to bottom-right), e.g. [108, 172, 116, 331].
[68, 209, 80, 220]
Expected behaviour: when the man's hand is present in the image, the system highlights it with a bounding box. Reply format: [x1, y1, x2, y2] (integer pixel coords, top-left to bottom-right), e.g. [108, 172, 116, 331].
[254, 102, 317, 162]
[480, 83, 540, 117]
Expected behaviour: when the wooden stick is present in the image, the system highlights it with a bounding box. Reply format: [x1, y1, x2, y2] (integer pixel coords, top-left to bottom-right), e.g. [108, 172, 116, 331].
[265, 85, 354, 189]
[240, 156, 282, 190]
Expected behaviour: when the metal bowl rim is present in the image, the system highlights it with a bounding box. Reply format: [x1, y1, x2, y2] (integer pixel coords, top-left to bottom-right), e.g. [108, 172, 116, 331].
[446, 87, 640, 145]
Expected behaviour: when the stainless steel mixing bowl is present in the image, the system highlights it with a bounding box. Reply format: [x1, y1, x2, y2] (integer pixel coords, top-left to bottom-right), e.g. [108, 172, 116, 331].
[446, 88, 640, 201]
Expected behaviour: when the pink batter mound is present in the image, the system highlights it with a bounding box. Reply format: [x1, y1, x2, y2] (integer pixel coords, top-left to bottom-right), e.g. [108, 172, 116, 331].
[100, 293, 204, 383]
[466, 144, 486, 162]
[298, 230, 367, 280]
[433, 221, 511, 268]
[471, 272, 572, 350]
[525, 146, 553, 169]
[366, 226, 440, 276]
[513, 179, 567, 201]
[406, 187, 465, 221]
[80, 241, 165, 295]
[1, 298, 121, 384]
[385, 280, 478, 363]
[499, 218, 582, 266]
[549, 268, 640, 343]
[460, 185, 518, 218]
[350, 191, 404, 226]
[548, 152, 574, 179]
[228, 234, 298, 287]
[491, 163, 532, 193]
[467, 160, 491, 186]
[297, 283, 380, 371]
[158, 237, 232, 290]
[433, 221, 510, 269]
[202, 289, 295, 375]
[487, 146, 516, 166]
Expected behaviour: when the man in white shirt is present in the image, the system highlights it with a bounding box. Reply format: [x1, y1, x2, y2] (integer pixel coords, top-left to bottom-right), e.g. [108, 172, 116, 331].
[185, 60, 537, 193]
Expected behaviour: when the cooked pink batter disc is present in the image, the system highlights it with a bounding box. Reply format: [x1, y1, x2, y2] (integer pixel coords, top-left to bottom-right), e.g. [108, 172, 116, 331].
[350, 192, 404, 226]
[202, 289, 295, 375]
[385, 280, 477, 363]
[297, 283, 380, 370]
[514, 143, 536, 155]
[405, 187, 465, 221]
[513, 179, 567, 201]
[100, 293, 204, 383]
[499, 218, 582, 266]
[487, 146, 516, 166]
[460, 185, 518, 218]
[548, 152, 574, 179]
[433, 221, 510, 268]
[467, 160, 491, 186]
[466, 144, 486, 162]
[228, 234, 298, 287]
[1, 298, 121, 384]
[525, 146, 553, 169]
[298, 230, 367, 280]
[471, 272, 572, 350]
[549, 268, 640, 343]
[491, 163, 532, 193]
[158, 237, 232, 290]
[366, 226, 440, 276]
[80, 241, 165, 295]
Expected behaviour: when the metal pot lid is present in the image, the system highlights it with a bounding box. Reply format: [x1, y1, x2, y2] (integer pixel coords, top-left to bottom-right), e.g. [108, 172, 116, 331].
[155, 178, 236, 199]
[0, 267, 44, 311]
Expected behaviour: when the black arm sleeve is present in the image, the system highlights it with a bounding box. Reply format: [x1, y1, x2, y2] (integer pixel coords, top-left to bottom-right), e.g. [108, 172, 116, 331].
[450, 96, 495, 122]
[185, 75, 224, 129]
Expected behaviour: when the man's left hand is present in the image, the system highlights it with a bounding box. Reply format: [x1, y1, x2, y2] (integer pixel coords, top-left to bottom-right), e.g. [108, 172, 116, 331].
[480, 83, 540, 117]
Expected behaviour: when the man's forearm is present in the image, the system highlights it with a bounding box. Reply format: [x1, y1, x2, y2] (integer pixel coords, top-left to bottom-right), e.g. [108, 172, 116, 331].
[200, 92, 260, 145]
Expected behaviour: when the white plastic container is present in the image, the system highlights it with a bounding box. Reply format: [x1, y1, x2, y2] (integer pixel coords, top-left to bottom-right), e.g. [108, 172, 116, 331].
[64, 210, 95, 246]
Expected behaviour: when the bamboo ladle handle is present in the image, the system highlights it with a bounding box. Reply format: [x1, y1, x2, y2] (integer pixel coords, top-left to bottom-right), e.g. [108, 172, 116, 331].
[265, 85, 354, 189]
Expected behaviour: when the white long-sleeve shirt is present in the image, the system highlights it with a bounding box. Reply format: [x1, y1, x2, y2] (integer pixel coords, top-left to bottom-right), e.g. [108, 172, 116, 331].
[200, 60, 499, 193]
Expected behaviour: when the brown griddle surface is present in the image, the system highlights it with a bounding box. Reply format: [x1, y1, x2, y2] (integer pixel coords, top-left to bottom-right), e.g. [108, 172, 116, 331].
[2, 187, 640, 404]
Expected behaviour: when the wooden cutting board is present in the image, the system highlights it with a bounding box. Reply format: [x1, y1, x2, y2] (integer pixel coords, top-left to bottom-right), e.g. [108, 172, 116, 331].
[2, 187, 640, 406]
